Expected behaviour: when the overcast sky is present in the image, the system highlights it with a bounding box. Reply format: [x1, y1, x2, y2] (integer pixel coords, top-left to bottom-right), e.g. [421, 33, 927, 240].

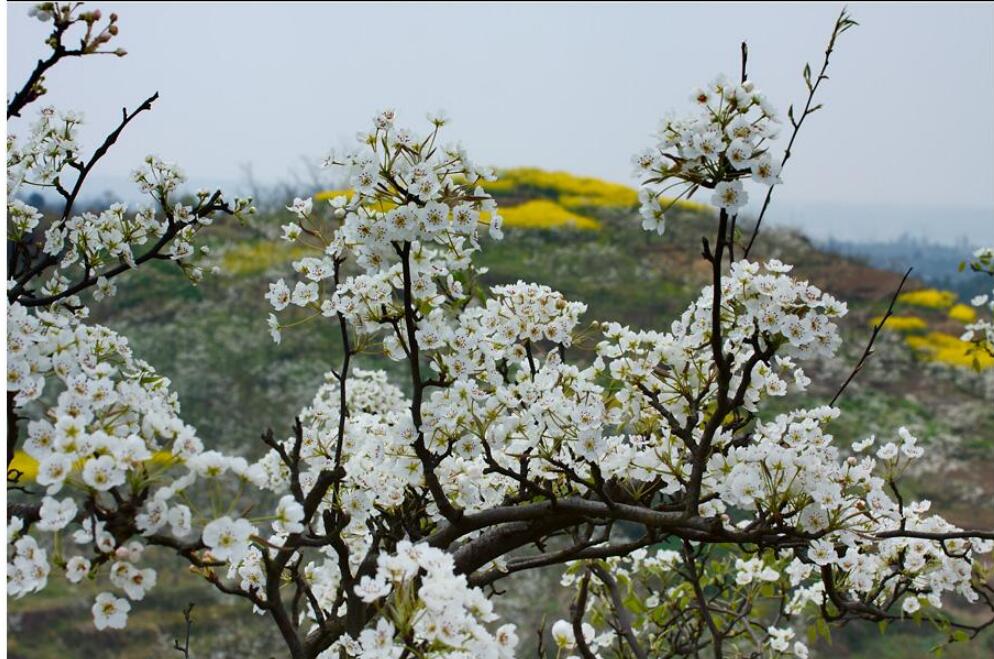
[7, 2, 994, 243]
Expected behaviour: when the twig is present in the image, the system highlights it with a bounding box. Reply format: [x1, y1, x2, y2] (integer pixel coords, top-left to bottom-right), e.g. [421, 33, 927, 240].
[173, 602, 195, 658]
[830, 267, 912, 406]
[743, 9, 858, 259]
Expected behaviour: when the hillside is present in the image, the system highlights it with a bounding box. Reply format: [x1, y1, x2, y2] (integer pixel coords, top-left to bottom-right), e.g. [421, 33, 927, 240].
[8, 169, 994, 658]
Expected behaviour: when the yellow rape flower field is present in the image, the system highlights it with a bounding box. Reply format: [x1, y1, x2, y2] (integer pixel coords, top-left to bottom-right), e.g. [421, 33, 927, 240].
[872, 315, 928, 332]
[897, 288, 957, 309]
[498, 199, 600, 230]
[8, 451, 39, 481]
[222, 241, 312, 276]
[948, 303, 978, 323]
[313, 168, 710, 223]
[483, 168, 638, 207]
[905, 331, 994, 370]
[483, 168, 711, 214]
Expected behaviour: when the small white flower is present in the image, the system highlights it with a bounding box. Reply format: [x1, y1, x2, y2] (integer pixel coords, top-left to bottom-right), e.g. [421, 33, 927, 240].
[808, 539, 836, 566]
[286, 197, 313, 219]
[82, 455, 126, 492]
[37, 496, 77, 531]
[354, 575, 391, 603]
[550, 619, 575, 649]
[291, 281, 319, 307]
[92, 592, 130, 630]
[902, 596, 921, 615]
[65, 556, 91, 583]
[273, 495, 305, 534]
[711, 180, 748, 211]
[265, 279, 291, 311]
[751, 153, 783, 186]
[202, 516, 256, 564]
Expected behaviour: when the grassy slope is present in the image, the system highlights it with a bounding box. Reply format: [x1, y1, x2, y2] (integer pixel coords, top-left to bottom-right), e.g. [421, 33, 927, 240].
[8, 178, 994, 658]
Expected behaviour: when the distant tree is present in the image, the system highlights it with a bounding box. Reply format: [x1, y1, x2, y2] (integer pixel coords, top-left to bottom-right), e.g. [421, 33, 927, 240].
[25, 191, 45, 211]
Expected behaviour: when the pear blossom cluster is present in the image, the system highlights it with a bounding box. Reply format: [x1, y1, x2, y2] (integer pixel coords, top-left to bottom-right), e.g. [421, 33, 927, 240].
[338, 540, 518, 658]
[597, 259, 844, 428]
[5, 300, 273, 626]
[7, 77, 253, 311]
[632, 73, 783, 234]
[265, 109, 501, 347]
[252, 368, 419, 525]
[7, 525, 51, 598]
[9, 121, 252, 298]
[6, 2, 260, 632]
[7, 106, 84, 192]
[484, 281, 588, 350]
[562, 490, 991, 659]
[551, 409, 993, 657]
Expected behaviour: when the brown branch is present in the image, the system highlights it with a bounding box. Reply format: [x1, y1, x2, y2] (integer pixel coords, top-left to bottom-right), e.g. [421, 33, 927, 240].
[8, 92, 160, 303]
[16, 192, 230, 307]
[396, 241, 463, 524]
[682, 541, 723, 658]
[570, 571, 597, 659]
[590, 563, 649, 659]
[8, 8, 125, 119]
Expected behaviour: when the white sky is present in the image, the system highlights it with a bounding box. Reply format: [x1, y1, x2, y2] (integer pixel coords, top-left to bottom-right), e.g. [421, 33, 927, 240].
[6, 2, 994, 243]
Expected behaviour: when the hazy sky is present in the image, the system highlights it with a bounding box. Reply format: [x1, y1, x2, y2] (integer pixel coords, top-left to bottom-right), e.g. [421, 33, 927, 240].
[7, 2, 994, 243]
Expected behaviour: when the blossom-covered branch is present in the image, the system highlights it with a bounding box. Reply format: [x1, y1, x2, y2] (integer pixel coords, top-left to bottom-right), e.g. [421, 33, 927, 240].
[7, 4, 994, 659]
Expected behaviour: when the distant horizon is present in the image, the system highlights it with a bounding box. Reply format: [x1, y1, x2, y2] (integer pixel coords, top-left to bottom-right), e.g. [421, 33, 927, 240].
[16, 168, 992, 248]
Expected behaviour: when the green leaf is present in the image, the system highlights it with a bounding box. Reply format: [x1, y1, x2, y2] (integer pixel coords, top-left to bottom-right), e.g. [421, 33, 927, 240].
[816, 617, 832, 643]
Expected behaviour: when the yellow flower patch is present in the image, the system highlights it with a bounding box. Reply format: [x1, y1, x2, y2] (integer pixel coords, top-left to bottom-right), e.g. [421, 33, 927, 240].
[314, 189, 355, 202]
[222, 241, 312, 276]
[948, 304, 978, 323]
[8, 451, 38, 482]
[905, 331, 994, 369]
[6, 451, 176, 483]
[872, 315, 927, 332]
[493, 168, 637, 206]
[898, 288, 957, 310]
[486, 167, 711, 213]
[499, 200, 600, 230]
[313, 168, 714, 228]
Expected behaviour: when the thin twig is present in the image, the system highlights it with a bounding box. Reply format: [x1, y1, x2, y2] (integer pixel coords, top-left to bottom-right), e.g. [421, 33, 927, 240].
[743, 9, 857, 259]
[173, 602, 195, 658]
[830, 267, 912, 406]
